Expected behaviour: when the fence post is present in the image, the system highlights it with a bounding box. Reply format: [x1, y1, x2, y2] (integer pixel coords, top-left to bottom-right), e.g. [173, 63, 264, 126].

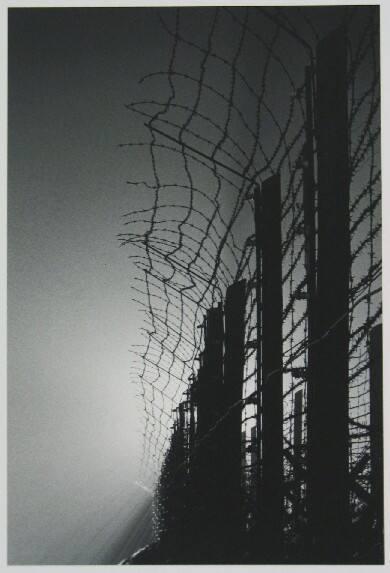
[221, 279, 246, 558]
[369, 323, 384, 563]
[256, 174, 284, 562]
[250, 424, 258, 510]
[195, 305, 224, 437]
[303, 66, 317, 521]
[191, 304, 224, 562]
[303, 65, 316, 301]
[306, 26, 350, 563]
[293, 389, 303, 513]
[253, 183, 263, 540]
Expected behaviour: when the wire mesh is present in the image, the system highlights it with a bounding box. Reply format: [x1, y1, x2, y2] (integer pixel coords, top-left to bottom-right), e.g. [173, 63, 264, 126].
[118, 5, 381, 553]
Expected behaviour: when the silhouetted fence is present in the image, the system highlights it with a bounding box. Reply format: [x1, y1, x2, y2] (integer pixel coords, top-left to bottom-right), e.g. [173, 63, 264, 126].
[120, 6, 381, 564]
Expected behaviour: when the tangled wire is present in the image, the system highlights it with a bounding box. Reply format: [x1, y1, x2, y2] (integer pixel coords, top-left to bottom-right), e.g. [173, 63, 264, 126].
[118, 7, 380, 526]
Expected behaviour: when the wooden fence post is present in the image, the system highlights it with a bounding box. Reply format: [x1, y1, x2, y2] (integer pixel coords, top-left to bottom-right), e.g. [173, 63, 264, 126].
[307, 26, 350, 563]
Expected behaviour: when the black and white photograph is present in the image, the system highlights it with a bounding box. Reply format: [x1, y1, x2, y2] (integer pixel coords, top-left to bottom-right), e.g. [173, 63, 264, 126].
[6, 1, 384, 566]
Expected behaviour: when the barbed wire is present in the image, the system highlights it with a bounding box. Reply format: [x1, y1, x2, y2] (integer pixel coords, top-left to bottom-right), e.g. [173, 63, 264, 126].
[119, 5, 380, 549]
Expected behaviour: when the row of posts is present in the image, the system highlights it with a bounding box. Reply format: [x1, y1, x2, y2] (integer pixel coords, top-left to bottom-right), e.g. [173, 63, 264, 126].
[250, 26, 383, 563]
[157, 26, 383, 564]
[157, 282, 247, 563]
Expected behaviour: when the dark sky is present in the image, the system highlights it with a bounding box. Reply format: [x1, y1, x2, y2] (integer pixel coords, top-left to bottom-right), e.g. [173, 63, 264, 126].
[7, 4, 378, 565]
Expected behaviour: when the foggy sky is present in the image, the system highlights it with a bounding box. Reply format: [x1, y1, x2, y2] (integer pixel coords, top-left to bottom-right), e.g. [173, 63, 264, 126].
[8, 7, 172, 564]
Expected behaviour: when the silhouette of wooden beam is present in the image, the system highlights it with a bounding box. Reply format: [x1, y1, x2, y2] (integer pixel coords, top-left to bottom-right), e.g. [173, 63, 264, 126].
[369, 323, 384, 563]
[256, 174, 284, 562]
[306, 26, 350, 564]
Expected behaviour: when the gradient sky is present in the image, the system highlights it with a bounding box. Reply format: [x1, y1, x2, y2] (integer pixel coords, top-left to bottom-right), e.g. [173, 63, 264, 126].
[8, 7, 174, 564]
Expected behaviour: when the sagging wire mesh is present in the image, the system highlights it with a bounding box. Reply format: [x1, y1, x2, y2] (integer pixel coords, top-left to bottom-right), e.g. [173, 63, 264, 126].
[118, 5, 380, 539]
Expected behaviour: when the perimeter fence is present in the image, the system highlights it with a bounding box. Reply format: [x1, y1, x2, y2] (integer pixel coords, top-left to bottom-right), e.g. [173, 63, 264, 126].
[119, 6, 381, 563]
